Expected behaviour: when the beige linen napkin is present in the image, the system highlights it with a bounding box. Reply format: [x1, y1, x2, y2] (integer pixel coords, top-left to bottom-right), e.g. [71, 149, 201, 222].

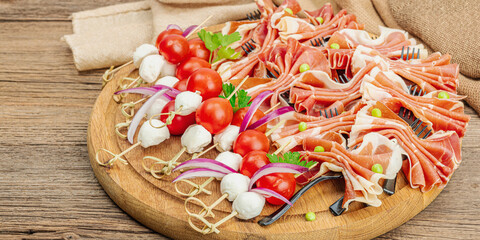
[148, 0, 257, 39]
[62, 1, 153, 71]
[63, 0, 256, 71]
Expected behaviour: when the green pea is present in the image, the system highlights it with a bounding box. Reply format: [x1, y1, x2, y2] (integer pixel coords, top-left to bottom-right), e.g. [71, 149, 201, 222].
[298, 122, 307, 132]
[314, 146, 325, 152]
[285, 8, 293, 15]
[330, 43, 340, 49]
[299, 63, 310, 73]
[371, 108, 382, 118]
[372, 164, 383, 174]
[305, 212, 316, 221]
[316, 17, 324, 24]
[438, 91, 450, 99]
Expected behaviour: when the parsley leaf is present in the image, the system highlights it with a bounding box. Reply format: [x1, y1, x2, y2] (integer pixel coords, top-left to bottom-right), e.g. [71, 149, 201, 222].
[236, 90, 251, 109]
[215, 47, 241, 63]
[197, 30, 241, 63]
[218, 32, 241, 47]
[197, 29, 220, 52]
[219, 83, 236, 107]
[219, 83, 252, 112]
[267, 152, 316, 168]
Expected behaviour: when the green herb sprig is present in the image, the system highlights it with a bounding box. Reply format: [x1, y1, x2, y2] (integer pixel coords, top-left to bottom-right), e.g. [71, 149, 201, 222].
[197, 29, 242, 63]
[267, 152, 316, 168]
[219, 83, 251, 112]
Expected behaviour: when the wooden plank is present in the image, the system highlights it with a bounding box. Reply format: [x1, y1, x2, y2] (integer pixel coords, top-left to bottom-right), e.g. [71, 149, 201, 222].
[0, 0, 136, 21]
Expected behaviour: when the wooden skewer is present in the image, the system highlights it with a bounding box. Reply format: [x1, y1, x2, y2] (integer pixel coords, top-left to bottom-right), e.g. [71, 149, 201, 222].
[185, 15, 213, 39]
[95, 141, 142, 167]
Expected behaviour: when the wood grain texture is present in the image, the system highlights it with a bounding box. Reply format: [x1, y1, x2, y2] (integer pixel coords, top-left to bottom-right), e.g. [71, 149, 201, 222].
[0, 1, 479, 239]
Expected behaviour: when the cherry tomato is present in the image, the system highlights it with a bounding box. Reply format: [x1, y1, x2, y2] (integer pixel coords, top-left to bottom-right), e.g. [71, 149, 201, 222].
[256, 173, 296, 205]
[188, 39, 210, 62]
[233, 129, 270, 156]
[159, 100, 196, 135]
[186, 68, 223, 99]
[173, 79, 188, 91]
[239, 150, 270, 178]
[195, 97, 233, 134]
[159, 35, 189, 64]
[155, 29, 183, 49]
[231, 107, 267, 133]
[176, 57, 211, 81]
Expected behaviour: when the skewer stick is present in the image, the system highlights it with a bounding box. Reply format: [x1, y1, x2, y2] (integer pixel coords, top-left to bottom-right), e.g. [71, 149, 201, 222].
[95, 141, 142, 167]
[185, 193, 228, 219]
[185, 15, 213, 39]
[265, 119, 286, 137]
[121, 98, 147, 119]
[115, 120, 132, 139]
[148, 106, 184, 129]
[174, 143, 219, 197]
[114, 76, 143, 103]
[142, 146, 187, 179]
[102, 61, 134, 88]
[226, 76, 249, 100]
[264, 102, 281, 114]
[187, 210, 238, 235]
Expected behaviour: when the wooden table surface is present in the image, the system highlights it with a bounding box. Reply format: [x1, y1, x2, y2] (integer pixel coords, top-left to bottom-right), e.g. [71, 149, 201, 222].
[0, 1, 479, 239]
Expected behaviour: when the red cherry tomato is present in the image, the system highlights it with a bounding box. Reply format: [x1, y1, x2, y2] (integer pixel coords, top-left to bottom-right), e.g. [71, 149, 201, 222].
[256, 173, 296, 205]
[159, 35, 189, 64]
[231, 107, 267, 133]
[159, 100, 196, 135]
[239, 150, 270, 178]
[186, 68, 223, 99]
[173, 79, 188, 92]
[195, 97, 233, 134]
[188, 39, 210, 62]
[155, 29, 183, 49]
[233, 129, 270, 156]
[176, 57, 211, 81]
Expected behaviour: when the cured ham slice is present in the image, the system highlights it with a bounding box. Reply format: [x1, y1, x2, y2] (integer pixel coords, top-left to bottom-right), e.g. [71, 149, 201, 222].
[349, 103, 462, 192]
[297, 132, 403, 209]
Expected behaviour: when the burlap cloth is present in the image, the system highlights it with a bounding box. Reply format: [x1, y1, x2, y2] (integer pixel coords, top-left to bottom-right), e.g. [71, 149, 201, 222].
[63, 0, 480, 114]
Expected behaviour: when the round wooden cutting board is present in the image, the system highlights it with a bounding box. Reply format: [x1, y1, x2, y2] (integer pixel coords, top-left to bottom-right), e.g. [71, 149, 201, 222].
[87, 56, 444, 240]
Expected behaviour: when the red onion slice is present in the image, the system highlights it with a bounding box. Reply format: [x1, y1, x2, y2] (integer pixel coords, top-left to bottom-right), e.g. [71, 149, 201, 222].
[182, 25, 199, 37]
[166, 24, 182, 31]
[172, 168, 227, 183]
[127, 89, 168, 144]
[152, 85, 181, 97]
[250, 187, 293, 206]
[239, 91, 273, 132]
[247, 106, 294, 130]
[173, 158, 237, 174]
[248, 163, 308, 190]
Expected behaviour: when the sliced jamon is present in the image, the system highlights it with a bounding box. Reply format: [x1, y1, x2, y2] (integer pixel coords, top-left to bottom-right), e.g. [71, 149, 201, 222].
[297, 132, 403, 210]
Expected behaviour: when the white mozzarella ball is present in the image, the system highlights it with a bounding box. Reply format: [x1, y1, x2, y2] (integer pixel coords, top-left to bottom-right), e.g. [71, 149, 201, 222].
[215, 152, 242, 171]
[155, 76, 179, 88]
[133, 44, 158, 68]
[160, 60, 176, 77]
[146, 97, 169, 119]
[138, 119, 170, 148]
[232, 192, 265, 220]
[213, 125, 240, 152]
[175, 91, 202, 116]
[139, 55, 165, 83]
[220, 173, 250, 201]
[181, 124, 212, 154]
